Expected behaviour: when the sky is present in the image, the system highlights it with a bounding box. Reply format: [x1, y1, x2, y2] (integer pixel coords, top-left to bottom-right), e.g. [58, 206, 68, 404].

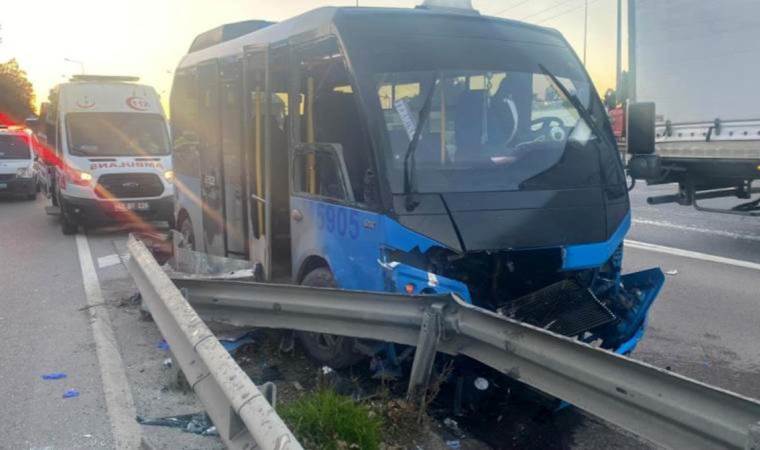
[0, 0, 625, 113]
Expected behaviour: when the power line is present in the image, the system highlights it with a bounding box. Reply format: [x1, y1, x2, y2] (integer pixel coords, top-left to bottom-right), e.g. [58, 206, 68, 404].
[519, 0, 578, 22]
[535, 0, 600, 24]
[492, 0, 533, 16]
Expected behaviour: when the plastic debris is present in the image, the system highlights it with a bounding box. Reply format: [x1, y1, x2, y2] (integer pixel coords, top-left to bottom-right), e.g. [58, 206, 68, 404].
[42, 372, 67, 380]
[63, 389, 80, 399]
[125, 292, 141, 305]
[162, 358, 173, 369]
[219, 332, 255, 355]
[446, 440, 461, 449]
[321, 366, 334, 375]
[137, 412, 218, 436]
[156, 340, 170, 351]
[442, 417, 466, 438]
[665, 269, 679, 276]
[292, 381, 304, 391]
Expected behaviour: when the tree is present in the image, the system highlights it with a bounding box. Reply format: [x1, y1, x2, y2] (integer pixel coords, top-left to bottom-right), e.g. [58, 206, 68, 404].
[0, 59, 36, 124]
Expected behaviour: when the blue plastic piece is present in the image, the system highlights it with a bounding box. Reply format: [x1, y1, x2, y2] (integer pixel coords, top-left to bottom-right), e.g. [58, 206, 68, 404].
[219, 333, 256, 355]
[386, 262, 472, 302]
[63, 389, 80, 399]
[42, 372, 67, 380]
[156, 340, 170, 351]
[611, 267, 665, 353]
[562, 212, 631, 270]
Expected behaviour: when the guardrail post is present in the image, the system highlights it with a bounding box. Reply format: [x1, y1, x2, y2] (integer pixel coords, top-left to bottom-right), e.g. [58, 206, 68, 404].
[747, 422, 760, 450]
[406, 303, 444, 403]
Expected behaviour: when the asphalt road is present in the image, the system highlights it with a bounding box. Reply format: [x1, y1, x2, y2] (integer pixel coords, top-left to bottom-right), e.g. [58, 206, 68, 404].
[0, 195, 114, 449]
[0, 183, 758, 449]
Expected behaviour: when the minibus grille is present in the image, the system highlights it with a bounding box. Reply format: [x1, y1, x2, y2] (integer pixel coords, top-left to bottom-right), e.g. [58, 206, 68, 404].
[96, 173, 164, 199]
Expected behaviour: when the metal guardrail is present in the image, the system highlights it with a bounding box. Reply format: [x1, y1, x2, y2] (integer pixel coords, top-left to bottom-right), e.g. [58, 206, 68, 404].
[125, 236, 303, 450]
[170, 276, 760, 450]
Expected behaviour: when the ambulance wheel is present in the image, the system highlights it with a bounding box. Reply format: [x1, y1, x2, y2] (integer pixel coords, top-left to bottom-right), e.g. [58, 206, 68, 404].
[60, 201, 78, 235]
[297, 267, 363, 369]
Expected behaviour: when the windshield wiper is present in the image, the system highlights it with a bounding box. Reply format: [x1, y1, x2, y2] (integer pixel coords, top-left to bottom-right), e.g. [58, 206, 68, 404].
[403, 72, 438, 211]
[537, 64, 614, 151]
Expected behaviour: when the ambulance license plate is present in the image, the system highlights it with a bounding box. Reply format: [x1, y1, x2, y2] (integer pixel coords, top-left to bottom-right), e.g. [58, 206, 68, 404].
[114, 202, 149, 211]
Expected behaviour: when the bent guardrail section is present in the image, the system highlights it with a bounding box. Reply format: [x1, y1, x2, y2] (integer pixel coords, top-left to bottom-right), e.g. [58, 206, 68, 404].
[126, 236, 302, 450]
[171, 277, 760, 450]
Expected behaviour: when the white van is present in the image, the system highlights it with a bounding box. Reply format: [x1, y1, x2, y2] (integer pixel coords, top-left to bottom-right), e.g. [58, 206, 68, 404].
[0, 126, 37, 200]
[45, 75, 174, 234]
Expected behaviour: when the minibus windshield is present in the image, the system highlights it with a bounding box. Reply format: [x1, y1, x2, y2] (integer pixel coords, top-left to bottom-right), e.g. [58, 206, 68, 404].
[350, 34, 619, 194]
[66, 112, 170, 157]
[0, 135, 31, 159]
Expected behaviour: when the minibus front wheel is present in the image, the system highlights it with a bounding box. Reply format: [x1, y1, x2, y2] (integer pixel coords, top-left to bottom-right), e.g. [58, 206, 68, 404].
[296, 267, 363, 369]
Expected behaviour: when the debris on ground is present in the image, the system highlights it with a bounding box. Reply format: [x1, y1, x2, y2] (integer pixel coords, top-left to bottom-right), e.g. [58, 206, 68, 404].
[137, 412, 219, 436]
[162, 358, 173, 369]
[443, 418, 465, 438]
[42, 372, 67, 380]
[119, 292, 142, 307]
[665, 269, 679, 276]
[156, 340, 170, 351]
[218, 331, 256, 355]
[63, 389, 80, 399]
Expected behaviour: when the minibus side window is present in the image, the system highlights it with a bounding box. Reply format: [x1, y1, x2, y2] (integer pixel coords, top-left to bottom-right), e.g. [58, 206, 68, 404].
[295, 39, 377, 206]
[170, 70, 201, 178]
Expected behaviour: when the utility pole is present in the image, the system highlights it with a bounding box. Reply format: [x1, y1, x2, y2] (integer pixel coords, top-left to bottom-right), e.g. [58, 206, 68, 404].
[616, 0, 622, 96]
[583, 0, 589, 65]
[628, 0, 637, 101]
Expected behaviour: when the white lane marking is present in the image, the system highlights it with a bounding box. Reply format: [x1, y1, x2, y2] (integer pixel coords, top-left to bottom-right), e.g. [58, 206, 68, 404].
[625, 239, 760, 272]
[75, 234, 141, 449]
[632, 218, 760, 242]
[97, 254, 122, 269]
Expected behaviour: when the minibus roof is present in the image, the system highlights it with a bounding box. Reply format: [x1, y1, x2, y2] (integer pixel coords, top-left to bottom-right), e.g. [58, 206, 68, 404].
[178, 6, 563, 70]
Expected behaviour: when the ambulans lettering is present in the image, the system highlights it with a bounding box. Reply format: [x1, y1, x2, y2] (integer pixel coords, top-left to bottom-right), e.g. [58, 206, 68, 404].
[89, 161, 165, 170]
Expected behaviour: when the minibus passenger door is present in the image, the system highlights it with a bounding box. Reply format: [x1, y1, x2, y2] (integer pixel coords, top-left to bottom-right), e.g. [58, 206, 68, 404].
[197, 61, 225, 256]
[244, 47, 271, 277]
[221, 64, 247, 255]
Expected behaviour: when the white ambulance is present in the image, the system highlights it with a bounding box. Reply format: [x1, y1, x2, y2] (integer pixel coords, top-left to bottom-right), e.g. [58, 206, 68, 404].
[45, 75, 174, 234]
[0, 126, 37, 200]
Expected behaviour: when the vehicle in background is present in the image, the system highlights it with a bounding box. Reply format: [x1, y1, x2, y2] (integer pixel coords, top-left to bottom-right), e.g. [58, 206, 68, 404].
[43, 75, 174, 234]
[627, 0, 760, 216]
[0, 125, 38, 200]
[171, 2, 662, 381]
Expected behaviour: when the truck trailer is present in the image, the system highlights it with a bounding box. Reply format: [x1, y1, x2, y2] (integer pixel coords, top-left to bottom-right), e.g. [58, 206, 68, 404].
[627, 0, 760, 215]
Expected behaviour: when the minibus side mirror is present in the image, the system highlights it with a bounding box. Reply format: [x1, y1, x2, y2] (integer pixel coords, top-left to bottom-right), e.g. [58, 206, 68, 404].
[627, 102, 656, 155]
[293, 142, 355, 203]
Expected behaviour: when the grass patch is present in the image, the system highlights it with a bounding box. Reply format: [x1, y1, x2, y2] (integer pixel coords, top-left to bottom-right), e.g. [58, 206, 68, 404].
[280, 389, 383, 450]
